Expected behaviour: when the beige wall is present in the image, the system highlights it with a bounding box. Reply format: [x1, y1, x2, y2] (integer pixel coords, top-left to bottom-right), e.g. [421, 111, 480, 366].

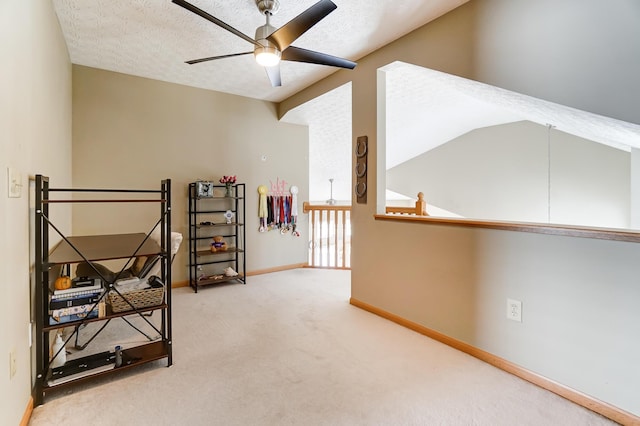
[387, 121, 631, 228]
[280, 0, 640, 416]
[0, 1, 72, 424]
[71, 66, 309, 281]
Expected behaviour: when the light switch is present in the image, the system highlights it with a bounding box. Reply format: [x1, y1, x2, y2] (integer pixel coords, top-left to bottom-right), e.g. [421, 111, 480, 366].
[8, 167, 22, 198]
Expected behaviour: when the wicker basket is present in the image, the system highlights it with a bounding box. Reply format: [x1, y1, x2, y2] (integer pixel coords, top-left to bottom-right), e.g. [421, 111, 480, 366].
[108, 283, 164, 313]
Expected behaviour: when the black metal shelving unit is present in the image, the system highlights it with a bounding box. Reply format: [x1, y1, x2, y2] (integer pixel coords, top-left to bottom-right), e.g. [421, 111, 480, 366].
[188, 183, 246, 292]
[33, 175, 173, 405]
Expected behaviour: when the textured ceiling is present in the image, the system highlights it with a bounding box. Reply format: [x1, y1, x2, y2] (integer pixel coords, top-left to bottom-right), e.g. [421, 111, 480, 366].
[52, 0, 468, 102]
[52, 0, 640, 202]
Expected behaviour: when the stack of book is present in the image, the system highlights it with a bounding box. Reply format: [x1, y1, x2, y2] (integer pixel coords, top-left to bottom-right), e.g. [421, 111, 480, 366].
[49, 283, 106, 325]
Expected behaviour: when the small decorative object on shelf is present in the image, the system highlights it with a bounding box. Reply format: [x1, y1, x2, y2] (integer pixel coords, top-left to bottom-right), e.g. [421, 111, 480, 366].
[210, 236, 227, 252]
[54, 275, 72, 291]
[195, 180, 214, 198]
[50, 332, 66, 369]
[224, 210, 234, 224]
[220, 175, 237, 197]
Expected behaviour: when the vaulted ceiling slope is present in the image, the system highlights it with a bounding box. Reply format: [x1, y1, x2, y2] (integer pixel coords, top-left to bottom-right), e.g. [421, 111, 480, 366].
[282, 62, 640, 173]
[52, 0, 468, 102]
[382, 63, 640, 168]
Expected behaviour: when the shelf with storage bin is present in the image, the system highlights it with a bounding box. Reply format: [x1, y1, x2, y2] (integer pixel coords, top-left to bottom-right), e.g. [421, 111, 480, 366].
[188, 182, 246, 292]
[34, 175, 173, 405]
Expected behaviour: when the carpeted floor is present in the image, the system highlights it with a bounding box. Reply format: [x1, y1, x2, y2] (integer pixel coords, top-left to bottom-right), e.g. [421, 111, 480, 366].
[30, 269, 616, 425]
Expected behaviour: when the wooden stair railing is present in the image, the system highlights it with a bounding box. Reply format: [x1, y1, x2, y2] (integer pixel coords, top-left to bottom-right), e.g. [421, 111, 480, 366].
[385, 192, 428, 216]
[303, 202, 351, 269]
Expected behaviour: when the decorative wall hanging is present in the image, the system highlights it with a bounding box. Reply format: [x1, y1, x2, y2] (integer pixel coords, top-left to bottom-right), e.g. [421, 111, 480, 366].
[290, 185, 300, 237]
[355, 135, 368, 204]
[258, 185, 268, 232]
[257, 178, 301, 237]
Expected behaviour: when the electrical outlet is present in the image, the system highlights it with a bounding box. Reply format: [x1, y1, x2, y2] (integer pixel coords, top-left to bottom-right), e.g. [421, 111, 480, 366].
[507, 298, 522, 322]
[9, 348, 17, 379]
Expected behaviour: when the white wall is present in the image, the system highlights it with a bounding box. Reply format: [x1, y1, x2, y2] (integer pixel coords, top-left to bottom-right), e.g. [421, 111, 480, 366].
[631, 148, 640, 228]
[71, 66, 310, 278]
[472, 0, 640, 125]
[387, 121, 631, 228]
[0, 1, 72, 423]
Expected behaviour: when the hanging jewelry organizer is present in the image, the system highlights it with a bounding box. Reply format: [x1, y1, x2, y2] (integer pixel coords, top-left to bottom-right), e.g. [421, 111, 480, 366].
[257, 178, 300, 237]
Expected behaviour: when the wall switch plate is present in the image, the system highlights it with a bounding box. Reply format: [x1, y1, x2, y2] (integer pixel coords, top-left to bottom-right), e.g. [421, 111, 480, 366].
[9, 348, 17, 379]
[507, 298, 522, 322]
[8, 167, 22, 198]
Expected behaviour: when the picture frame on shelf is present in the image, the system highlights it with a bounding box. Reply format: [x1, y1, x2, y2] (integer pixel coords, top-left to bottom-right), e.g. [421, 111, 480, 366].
[195, 181, 213, 198]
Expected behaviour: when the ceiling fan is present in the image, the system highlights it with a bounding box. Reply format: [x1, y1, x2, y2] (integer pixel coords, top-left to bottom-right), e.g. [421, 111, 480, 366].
[172, 0, 357, 87]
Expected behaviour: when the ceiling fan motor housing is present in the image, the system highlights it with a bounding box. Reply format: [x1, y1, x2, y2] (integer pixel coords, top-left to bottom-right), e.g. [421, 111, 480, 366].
[256, 0, 280, 15]
[254, 23, 281, 65]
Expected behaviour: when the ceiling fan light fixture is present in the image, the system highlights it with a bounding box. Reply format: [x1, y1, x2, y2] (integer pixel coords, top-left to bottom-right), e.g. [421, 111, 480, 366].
[175, 0, 356, 86]
[254, 46, 281, 67]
